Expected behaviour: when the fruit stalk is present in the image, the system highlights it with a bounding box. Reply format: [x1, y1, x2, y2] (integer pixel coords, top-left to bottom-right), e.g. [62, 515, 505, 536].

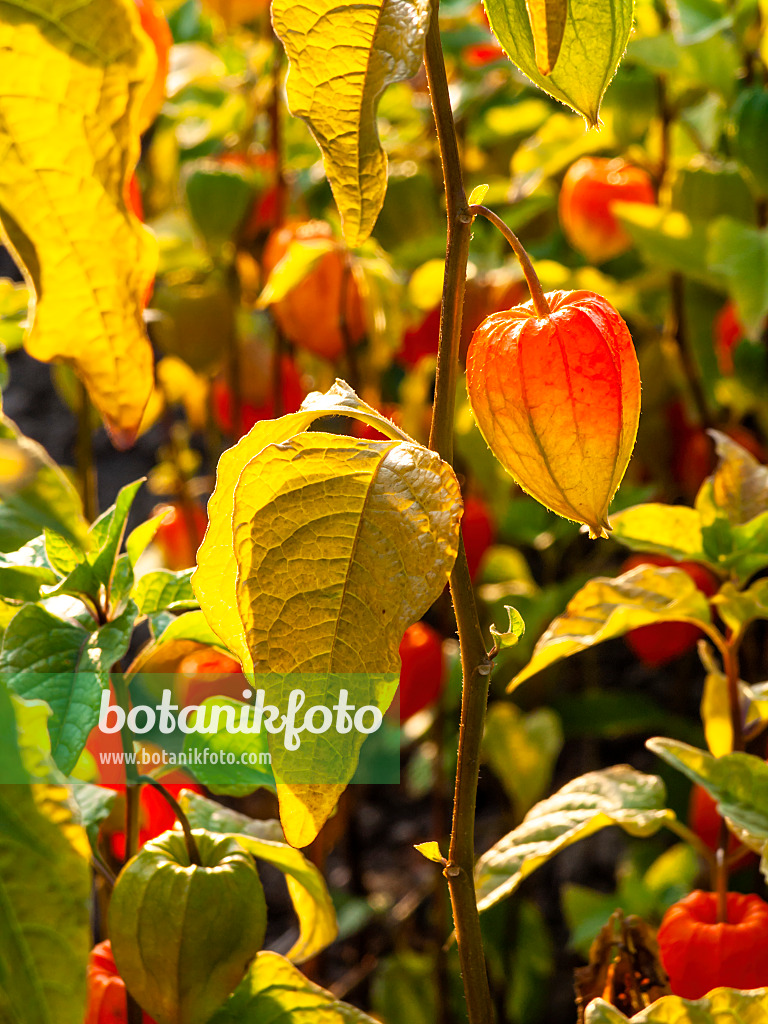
[471, 204, 551, 317]
[76, 378, 98, 523]
[424, 5, 494, 1022]
[137, 776, 202, 866]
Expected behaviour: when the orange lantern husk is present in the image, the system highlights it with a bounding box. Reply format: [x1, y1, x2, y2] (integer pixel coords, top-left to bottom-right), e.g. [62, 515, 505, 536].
[466, 289, 641, 539]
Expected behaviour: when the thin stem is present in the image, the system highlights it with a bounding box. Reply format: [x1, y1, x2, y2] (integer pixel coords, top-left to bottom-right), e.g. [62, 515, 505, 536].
[471, 205, 550, 317]
[137, 776, 202, 866]
[669, 273, 712, 429]
[723, 638, 745, 753]
[425, 1, 472, 466]
[664, 817, 718, 874]
[270, 37, 286, 230]
[424, 5, 494, 1022]
[715, 839, 729, 923]
[76, 379, 98, 523]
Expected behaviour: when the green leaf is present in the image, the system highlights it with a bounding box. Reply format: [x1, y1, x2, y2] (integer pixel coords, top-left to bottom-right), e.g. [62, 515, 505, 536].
[647, 738, 768, 873]
[272, 0, 431, 245]
[229, 432, 461, 846]
[126, 510, 171, 567]
[585, 988, 768, 1022]
[474, 765, 671, 913]
[43, 530, 83, 577]
[0, 0, 157, 445]
[0, 776, 90, 1024]
[485, 0, 633, 126]
[0, 601, 136, 773]
[71, 782, 117, 851]
[133, 568, 197, 614]
[182, 697, 275, 797]
[708, 219, 768, 341]
[490, 605, 526, 650]
[0, 417, 87, 552]
[482, 703, 563, 820]
[0, 536, 57, 602]
[508, 565, 713, 692]
[609, 504, 706, 561]
[181, 791, 338, 963]
[207, 951, 378, 1023]
[88, 478, 145, 583]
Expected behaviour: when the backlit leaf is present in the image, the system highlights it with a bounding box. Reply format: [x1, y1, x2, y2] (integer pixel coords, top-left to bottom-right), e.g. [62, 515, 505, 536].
[0, 685, 90, 1024]
[475, 765, 671, 913]
[647, 738, 768, 872]
[207, 951, 378, 1023]
[482, 702, 563, 820]
[232, 432, 460, 846]
[704, 430, 768, 526]
[708, 219, 768, 341]
[0, 417, 87, 552]
[193, 381, 414, 671]
[508, 565, 713, 692]
[485, 0, 633, 126]
[524, 0, 567, 75]
[181, 791, 338, 964]
[585, 988, 768, 1022]
[133, 568, 197, 614]
[272, 0, 431, 245]
[0, 0, 158, 445]
[610, 504, 706, 562]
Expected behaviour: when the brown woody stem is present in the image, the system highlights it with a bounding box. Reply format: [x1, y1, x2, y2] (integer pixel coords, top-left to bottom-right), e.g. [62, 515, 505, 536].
[424, 5, 494, 1023]
[470, 204, 551, 317]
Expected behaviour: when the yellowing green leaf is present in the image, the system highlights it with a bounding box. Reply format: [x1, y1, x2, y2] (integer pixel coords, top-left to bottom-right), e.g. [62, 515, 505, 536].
[181, 791, 337, 963]
[508, 565, 713, 692]
[192, 382, 414, 671]
[610, 504, 706, 561]
[647, 738, 768, 871]
[272, 0, 431, 245]
[0, 0, 157, 446]
[475, 766, 671, 913]
[705, 430, 768, 526]
[485, 0, 633, 126]
[525, 0, 567, 75]
[585, 988, 768, 1022]
[207, 951, 378, 1024]
[257, 238, 336, 308]
[712, 579, 768, 637]
[482, 703, 563, 821]
[232, 432, 461, 846]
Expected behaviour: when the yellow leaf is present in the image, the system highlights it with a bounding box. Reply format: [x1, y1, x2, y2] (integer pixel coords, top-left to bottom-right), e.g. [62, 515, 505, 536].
[509, 565, 713, 692]
[0, 0, 158, 447]
[525, 0, 567, 76]
[192, 381, 414, 671]
[272, 0, 431, 246]
[232, 432, 461, 845]
[585, 988, 768, 1022]
[414, 841, 445, 864]
[700, 668, 733, 757]
[610, 503, 706, 562]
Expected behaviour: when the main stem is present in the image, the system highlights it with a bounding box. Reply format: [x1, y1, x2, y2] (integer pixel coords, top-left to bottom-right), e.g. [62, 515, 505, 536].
[424, 6, 494, 1022]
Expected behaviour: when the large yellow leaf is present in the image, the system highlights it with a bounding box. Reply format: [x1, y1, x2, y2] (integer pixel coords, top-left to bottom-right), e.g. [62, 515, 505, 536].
[0, 0, 157, 447]
[192, 381, 413, 672]
[232, 432, 461, 846]
[585, 988, 768, 1022]
[610, 503, 706, 562]
[508, 565, 713, 692]
[272, 0, 431, 246]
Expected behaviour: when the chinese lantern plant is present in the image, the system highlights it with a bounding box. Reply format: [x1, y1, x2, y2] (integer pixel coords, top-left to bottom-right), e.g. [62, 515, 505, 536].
[465, 205, 641, 539]
[558, 156, 656, 264]
[259, 220, 366, 361]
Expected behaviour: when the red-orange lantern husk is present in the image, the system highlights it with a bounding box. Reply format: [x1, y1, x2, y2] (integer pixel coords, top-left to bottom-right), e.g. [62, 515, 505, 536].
[466, 289, 641, 538]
